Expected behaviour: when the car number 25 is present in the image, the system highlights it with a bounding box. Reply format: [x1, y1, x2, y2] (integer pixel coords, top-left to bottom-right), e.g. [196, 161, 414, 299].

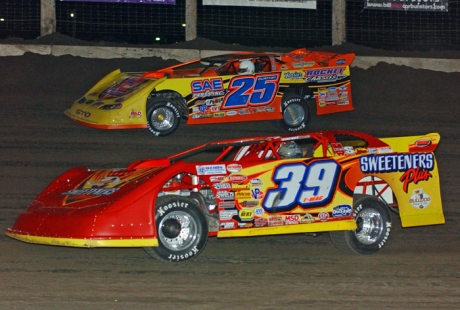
[222, 73, 281, 109]
[262, 160, 340, 212]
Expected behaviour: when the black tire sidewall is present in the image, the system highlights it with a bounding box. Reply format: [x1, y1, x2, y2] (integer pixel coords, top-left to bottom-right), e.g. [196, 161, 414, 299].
[346, 198, 392, 254]
[278, 96, 310, 132]
[147, 196, 208, 262]
[146, 98, 181, 137]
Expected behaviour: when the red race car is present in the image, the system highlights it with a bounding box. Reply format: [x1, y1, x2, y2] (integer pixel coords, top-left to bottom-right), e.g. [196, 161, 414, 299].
[6, 130, 444, 262]
[65, 48, 355, 136]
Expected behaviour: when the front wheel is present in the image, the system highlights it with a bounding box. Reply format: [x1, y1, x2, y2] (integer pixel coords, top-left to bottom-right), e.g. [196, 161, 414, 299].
[329, 196, 392, 255]
[144, 195, 208, 263]
[146, 97, 182, 137]
[277, 96, 310, 132]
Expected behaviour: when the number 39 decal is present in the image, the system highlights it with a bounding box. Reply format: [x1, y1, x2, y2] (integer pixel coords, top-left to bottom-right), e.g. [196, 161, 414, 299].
[263, 160, 340, 212]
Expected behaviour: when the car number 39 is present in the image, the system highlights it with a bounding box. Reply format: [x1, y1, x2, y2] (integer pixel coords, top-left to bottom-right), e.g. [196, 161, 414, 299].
[263, 160, 340, 212]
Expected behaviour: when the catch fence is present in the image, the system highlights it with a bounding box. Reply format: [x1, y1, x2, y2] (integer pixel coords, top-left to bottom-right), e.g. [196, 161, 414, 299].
[1, 0, 458, 50]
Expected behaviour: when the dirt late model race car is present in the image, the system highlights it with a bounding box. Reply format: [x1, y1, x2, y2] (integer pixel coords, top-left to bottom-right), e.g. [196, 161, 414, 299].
[65, 48, 355, 137]
[6, 130, 444, 262]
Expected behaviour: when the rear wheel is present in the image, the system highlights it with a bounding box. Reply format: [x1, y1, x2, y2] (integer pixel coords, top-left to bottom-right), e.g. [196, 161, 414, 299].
[146, 97, 181, 137]
[277, 96, 310, 132]
[329, 196, 392, 255]
[144, 195, 208, 263]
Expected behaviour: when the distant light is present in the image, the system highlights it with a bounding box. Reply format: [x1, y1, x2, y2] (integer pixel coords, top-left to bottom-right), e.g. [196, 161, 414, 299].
[155, 37, 160, 41]
[70, 13, 75, 18]
[0, 18, 5, 22]
[182, 24, 186, 27]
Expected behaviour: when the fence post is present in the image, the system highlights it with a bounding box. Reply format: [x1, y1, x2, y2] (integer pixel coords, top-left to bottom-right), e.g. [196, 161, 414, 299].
[332, 0, 346, 45]
[41, 0, 56, 36]
[185, 0, 197, 41]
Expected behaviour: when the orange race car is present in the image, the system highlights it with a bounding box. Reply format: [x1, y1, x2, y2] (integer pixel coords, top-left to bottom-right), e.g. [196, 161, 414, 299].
[65, 48, 355, 136]
[6, 130, 444, 263]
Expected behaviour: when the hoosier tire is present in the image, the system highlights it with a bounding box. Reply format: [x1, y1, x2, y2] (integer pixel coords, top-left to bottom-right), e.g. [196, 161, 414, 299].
[144, 195, 208, 263]
[277, 96, 310, 132]
[146, 97, 182, 137]
[329, 196, 392, 255]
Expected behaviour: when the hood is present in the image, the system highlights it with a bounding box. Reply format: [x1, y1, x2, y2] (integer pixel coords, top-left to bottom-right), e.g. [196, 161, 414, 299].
[30, 165, 168, 211]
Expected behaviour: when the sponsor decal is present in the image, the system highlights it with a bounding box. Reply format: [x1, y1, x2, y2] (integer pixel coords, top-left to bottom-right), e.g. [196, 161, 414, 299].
[264, 107, 275, 112]
[129, 111, 142, 118]
[250, 178, 263, 186]
[304, 67, 347, 83]
[254, 217, 268, 227]
[236, 191, 252, 199]
[62, 168, 154, 204]
[360, 153, 434, 173]
[218, 201, 235, 208]
[400, 167, 433, 193]
[232, 184, 250, 191]
[198, 104, 208, 113]
[283, 72, 304, 79]
[336, 59, 346, 65]
[317, 212, 329, 222]
[292, 61, 315, 68]
[220, 210, 238, 220]
[226, 110, 238, 116]
[268, 215, 283, 226]
[210, 176, 226, 182]
[63, 188, 119, 196]
[214, 112, 225, 117]
[239, 109, 250, 115]
[216, 191, 234, 200]
[227, 164, 242, 173]
[191, 78, 224, 93]
[284, 214, 300, 225]
[254, 207, 265, 216]
[209, 106, 220, 112]
[238, 222, 253, 228]
[192, 90, 226, 98]
[300, 213, 315, 223]
[409, 188, 431, 209]
[214, 183, 231, 189]
[332, 204, 352, 217]
[367, 147, 393, 154]
[220, 222, 235, 230]
[251, 188, 265, 200]
[239, 209, 254, 221]
[360, 153, 435, 193]
[241, 200, 259, 207]
[229, 174, 247, 182]
[414, 139, 432, 148]
[196, 164, 226, 175]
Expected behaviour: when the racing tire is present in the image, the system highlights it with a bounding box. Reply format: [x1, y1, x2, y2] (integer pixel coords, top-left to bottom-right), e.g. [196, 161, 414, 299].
[329, 196, 392, 255]
[277, 96, 310, 132]
[146, 97, 181, 137]
[144, 195, 208, 263]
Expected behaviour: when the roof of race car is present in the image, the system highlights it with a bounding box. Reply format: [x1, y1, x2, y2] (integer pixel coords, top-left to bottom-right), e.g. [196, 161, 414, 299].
[166, 130, 389, 162]
[200, 51, 277, 63]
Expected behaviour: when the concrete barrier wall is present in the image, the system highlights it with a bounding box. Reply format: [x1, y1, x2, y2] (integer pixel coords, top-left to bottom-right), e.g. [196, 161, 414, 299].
[1, 44, 460, 73]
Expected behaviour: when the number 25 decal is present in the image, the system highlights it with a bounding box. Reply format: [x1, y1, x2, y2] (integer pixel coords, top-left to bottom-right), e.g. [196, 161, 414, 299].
[263, 160, 340, 212]
[222, 73, 280, 109]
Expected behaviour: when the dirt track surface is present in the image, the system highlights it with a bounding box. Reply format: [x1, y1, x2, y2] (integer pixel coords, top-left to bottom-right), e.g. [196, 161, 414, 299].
[0, 53, 459, 309]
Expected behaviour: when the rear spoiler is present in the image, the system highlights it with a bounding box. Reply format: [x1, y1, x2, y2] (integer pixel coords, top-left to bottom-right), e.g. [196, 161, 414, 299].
[379, 133, 440, 153]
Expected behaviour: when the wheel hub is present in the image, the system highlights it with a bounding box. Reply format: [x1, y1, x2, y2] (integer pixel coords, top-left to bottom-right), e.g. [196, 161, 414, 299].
[161, 218, 181, 239]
